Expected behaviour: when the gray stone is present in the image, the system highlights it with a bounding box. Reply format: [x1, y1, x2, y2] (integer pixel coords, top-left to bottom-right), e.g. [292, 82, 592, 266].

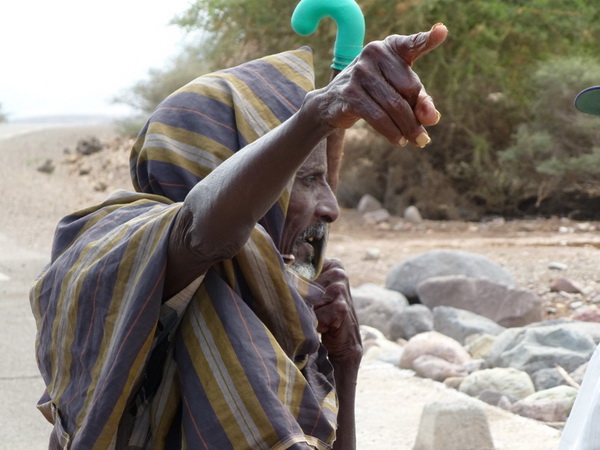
[403, 205, 423, 223]
[486, 325, 597, 375]
[476, 389, 518, 408]
[510, 386, 578, 423]
[433, 306, 505, 344]
[356, 193, 382, 213]
[389, 304, 433, 341]
[413, 399, 495, 450]
[352, 283, 409, 337]
[352, 283, 409, 310]
[531, 368, 569, 391]
[385, 250, 515, 301]
[362, 208, 391, 225]
[418, 275, 543, 327]
[529, 319, 600, 344]
[569, 361, 589, 385]
[76, 136, 103, 155]
[460, 367, 535, 400]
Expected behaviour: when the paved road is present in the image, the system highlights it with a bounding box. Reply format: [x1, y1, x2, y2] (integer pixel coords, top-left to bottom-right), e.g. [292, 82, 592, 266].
[0, 232, 52, 449]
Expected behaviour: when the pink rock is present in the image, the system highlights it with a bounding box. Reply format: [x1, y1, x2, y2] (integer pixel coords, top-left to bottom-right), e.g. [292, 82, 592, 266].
[412, 355, 469, 382]
[399, 331, 471, 371]
[572, 307, 600, 322]
[550, 277, 583, 294]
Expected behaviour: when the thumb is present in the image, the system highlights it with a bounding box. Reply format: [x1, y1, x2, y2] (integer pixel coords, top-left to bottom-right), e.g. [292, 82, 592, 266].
[389, 23, 448, 67]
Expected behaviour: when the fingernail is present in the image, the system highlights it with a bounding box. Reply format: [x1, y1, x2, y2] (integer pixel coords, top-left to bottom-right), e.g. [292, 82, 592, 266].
[432, 22, 445, 30]
[434, 110, 442, 125]
[416, 133, 431, 148]
[399, 136, 408, 147]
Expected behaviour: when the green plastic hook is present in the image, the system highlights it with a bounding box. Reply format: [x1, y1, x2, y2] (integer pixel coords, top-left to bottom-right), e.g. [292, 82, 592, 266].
[291, 0, 365, 71]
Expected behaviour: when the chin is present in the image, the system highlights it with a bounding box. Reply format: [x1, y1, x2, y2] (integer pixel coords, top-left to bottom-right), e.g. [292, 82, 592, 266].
[290, 261, 317, 280]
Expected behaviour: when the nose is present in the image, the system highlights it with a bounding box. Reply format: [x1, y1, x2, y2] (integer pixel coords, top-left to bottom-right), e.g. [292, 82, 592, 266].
[316, 183, 340, 223]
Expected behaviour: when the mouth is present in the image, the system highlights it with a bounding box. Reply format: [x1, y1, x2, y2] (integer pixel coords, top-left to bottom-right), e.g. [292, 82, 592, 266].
[283, 222, 327, 279]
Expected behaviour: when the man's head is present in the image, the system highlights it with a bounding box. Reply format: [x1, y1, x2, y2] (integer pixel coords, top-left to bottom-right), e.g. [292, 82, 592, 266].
[575, 86, 600, 116]
[280, 140, 340, 279]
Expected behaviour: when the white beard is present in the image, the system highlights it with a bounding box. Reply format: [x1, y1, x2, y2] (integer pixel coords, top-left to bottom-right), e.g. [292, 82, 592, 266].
[290, 261, 317, 280]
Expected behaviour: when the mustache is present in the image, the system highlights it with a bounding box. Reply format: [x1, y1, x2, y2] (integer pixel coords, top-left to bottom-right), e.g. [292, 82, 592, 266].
[299, 221, 328, 241]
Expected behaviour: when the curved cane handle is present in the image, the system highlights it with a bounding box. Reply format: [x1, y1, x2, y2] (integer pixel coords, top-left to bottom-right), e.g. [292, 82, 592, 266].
[291, 0, 365, 71]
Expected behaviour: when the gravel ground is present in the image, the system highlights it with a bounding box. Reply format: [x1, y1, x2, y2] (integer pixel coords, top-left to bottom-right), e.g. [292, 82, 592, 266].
[4, 123, 592, 448]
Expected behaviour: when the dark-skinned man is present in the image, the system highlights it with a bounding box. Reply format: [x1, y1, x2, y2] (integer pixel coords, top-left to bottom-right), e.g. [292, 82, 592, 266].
[30, 24, 448, 449]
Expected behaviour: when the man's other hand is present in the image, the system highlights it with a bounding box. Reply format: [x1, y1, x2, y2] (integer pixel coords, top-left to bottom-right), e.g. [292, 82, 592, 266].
[314, 258, 362, 365]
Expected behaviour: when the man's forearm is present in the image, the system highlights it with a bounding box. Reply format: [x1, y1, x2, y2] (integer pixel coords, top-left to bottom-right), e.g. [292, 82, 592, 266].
[331, 357, 360, 450]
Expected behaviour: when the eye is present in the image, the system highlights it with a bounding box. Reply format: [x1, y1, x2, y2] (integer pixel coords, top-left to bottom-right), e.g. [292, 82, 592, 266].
[302, 176, 317, 186]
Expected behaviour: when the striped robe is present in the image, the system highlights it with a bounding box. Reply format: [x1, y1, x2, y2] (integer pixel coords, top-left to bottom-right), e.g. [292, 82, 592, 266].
[30, 47, 339, 449]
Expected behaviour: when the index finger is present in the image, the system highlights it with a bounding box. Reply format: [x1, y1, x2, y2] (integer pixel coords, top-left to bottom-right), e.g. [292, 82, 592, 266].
[389, 23, 448, 67]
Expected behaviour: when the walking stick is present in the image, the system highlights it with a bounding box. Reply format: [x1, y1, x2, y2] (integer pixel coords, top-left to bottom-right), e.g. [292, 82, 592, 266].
[291, 0, 365, 193]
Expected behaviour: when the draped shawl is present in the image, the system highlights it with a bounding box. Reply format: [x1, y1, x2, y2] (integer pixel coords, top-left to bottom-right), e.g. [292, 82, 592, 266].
[30, 47, 338, 449]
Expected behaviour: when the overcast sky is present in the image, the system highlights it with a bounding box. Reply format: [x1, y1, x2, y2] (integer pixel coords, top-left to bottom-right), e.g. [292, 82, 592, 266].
[0, 0, 193, 120]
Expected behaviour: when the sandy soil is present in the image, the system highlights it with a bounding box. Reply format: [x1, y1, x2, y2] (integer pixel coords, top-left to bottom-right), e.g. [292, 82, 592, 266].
[5, 123, 594, 448]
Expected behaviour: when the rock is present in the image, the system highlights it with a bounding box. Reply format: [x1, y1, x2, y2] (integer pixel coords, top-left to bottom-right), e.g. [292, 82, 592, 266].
[464, 334, 497, 360]
[528, 318, 600, 344]
[548, 262, 568, 271]
[510, 386, 578, 422]
[531, 368, 569, 391]
[37, 158, 55, 174]
[433, 306, 505, 345]
[412, 399, 495, 450]
[412, 354, 469, 382]
[399, 331, 471, 371]
[389, 304, 433, 341]
[550, 277, 584, 294]
[459, 367, 535, 400]
[572, 306, 600, 322]
[361, 325, 405, 365]
[569, 361, 589, 385]
[356, 193, 382, 214]
[486, 325, 597, 375]
[76, 136, 103, 155]
[363, 247, 381, 261]
[362, 208, 390, 225]
[443, 376, 465, 390]
[476, 389, 519, 409]
[352, 284, 408, 337]
[418, 275, 543, 327]
[385, 250, 515, 302]
[403, 205, 423, 223]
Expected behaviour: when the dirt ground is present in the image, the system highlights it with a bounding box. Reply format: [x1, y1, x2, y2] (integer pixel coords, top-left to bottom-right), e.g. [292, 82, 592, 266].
[5, 123, 600, 321]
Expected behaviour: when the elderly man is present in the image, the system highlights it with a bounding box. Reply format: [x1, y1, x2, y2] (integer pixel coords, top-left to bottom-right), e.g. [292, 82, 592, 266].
[30, 24, 447, 449]
[557, 85, 600, 450]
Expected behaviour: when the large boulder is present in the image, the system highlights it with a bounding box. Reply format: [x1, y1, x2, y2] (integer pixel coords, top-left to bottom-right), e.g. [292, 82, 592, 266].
[418, 276, 543, 327]
[385, 250, 515, 302]
[486, 325, 597, 375]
